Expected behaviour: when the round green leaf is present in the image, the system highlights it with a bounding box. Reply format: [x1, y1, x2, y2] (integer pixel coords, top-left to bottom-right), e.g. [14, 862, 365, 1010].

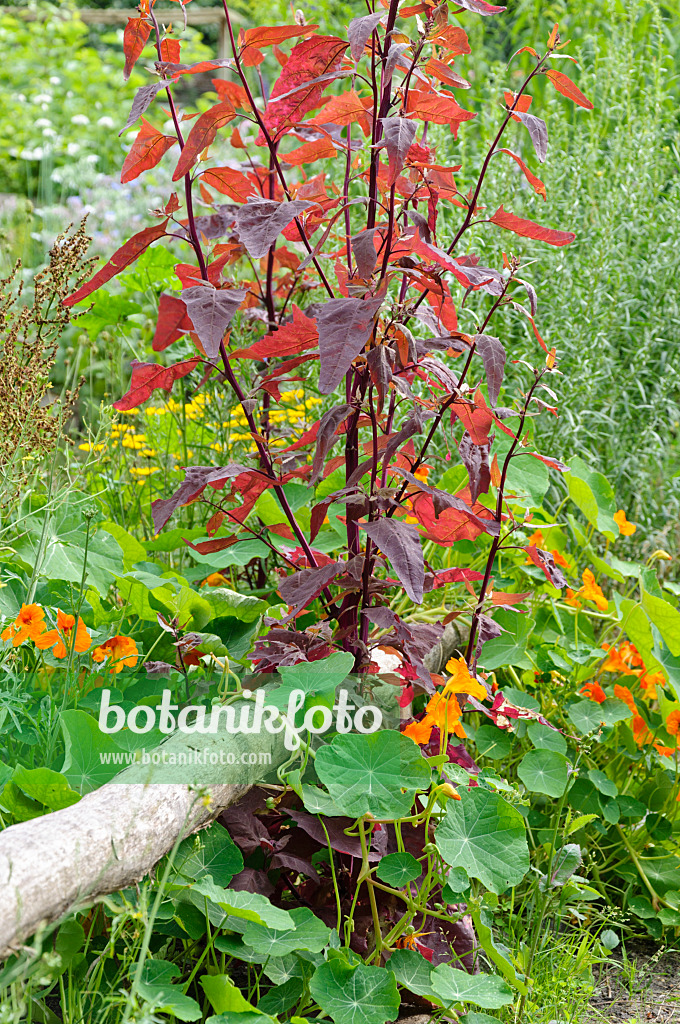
[376, 852, 421, 888]
[434, 787, 529, 894]
[314, 731, 431, 819]
[310, 959, 400, 1024]
[430, 964, 514, 1009]
[388, 949, 438, 1000]
[474, 725, 513, 760]
[588, 769, 617, 798]
[517, 749, 568, 798]
[242, 907, 330, 957]
[527, 721, 567, 755]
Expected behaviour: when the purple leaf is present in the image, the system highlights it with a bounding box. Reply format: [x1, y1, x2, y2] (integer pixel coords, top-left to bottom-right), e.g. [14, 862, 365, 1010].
[367, 345, 394, 410]
[151, 463, 251, 532]
[351, 228, 379, 279]
[314, 295, 383, 394]
[514, 110, 548, 163]
[278, 562, 342, 619]
[474, 333, 506, 406]
[382, 408, 427, 466]
[348, 11, 384, 61]
[381, 117, 417, 185]
[311, 404, 352, 485]
[179, 206, 238, 242]
[120, 82, 166, 134]
[526, 546, 567, 589]
[286, 808, 387, 860]
[455, 0, 506, 14]
[459, 431, 491, 503]
[235, 197, 313, 259]
[361, 518, 424, 604]
[181, 285, 246, 361]
[475, 614, 502, 662]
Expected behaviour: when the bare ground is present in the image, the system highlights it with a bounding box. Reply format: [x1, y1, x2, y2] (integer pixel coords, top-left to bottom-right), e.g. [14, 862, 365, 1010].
[589, 944, 680, 1023]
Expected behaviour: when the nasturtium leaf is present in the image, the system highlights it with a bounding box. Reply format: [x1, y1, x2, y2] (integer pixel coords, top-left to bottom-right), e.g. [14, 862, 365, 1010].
[191, 877, 293, 929]
[201, 587, 267, 622]
[242, 907, 331, 957]
[588, 769, 618, 798]
[565, 456, 618, 540]
[60, 710, 127, 794]
[527, 721, 567, 755]
[435, 786, 529, 894]
[138, 960, 201, 1021]
[477, 609, 535, 670]
[258, 977, 305, 1015]
[200, 974, 257, 1015]
[474, 725, 513, 760]
[171, 823, 243, 888]
[376, 852, 422, 887]
[462, 1014, 507, 1024]
[567, 698, 631, 734]
[10, 766, 81, 813]
[430, 964, 514, 1009]
[617, 795, 646, 819]
[310, 959, 400, 1024]
[388, 949, 439, 1000]
[517, 749, 569, 798]
[640, 583, 680, 657]
[314, 731, 431, 819]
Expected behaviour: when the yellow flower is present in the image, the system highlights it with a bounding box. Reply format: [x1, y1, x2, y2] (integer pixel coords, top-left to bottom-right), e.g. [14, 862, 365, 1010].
[129, 466, 159, 477]
[613, 510, 636, 536]
[78, 442, 106, 452]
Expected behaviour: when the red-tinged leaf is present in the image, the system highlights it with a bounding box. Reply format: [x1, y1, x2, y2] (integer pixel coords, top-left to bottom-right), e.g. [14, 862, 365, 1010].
[490, 206, 575, 247]
[120, 82, 166, 134]
[428, 567, 484, 588]
[63, 221, 168, 307]
[525, 545, 566, 589]
[231, 305, 319, 361]
[152, 292, 193, 352]
[503, 90, 532, 120]
[362, 518, 425, 604]
[492, 591, 532, 606]
[423, 58, 470, 89]
[161, 59, 234, 81]
[511, 44, 539, 59]
[547, 23, 560, 48]
[201, 166, 257, 203]
[432, 25, 471, 56]
[530, 452, 567, 471]
[451, 400, 494, 445]
[160, 38, 181, 63]
[212, 78, 250, 109]
[278, 562, 342, 619]
[235, 196, 313, 259]
[498, 148, 546, 200]
[243, 24, 318, 48]
[315, 295, 384, 394]
[459, 431, 491, 503]
[411, 493, 497, 546]
[181, 285, 246, 361]
[410, 235, 495, 291]
[348, 12, 384, 61]
[281, 135, 337, 166]
[261, 36, 348, 140]
[186, 536, 235, 556]
[310, 89, 370, 131]
[172, 101, 236, 181]
[113, 357, 199, 412]
[242, 47, 265, 67]
[310, 404, 352, 485]
[120, 119, 176, 184]
[351, 228, 379, 279]
[382, 117, 417, 185]
[474, 333, 506, 407]
[152, 464, 252, 532]
[123, 18, 151, 81]
[406, 90, 475, 136]
[454, 0, 505, 14]
[545, 69, 593, 109]
[512, 109, 548, 163]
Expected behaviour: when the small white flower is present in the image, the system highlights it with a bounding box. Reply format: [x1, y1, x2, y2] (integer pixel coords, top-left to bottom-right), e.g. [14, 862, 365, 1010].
[42, 128, 57, 138]
[85, 154, 99, 164]
[34, 118, 52, 128]
[71, 114, 90, 126]
[20, 147, 44, 160]
[49, 76, 61, 85]
[66, 142, 81, 156]
[33, 93, 52, 104]
[97, 116, 115, 128]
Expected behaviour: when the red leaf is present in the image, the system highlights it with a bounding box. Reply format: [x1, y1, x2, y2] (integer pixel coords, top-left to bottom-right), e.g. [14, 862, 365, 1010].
[231, 305, 319, 360]
[152, 464, 253, 532]
[243, 24, 318, 48]
[503, 91, 532, 120]
[525, 545, 566, 589]
[432, 26, 471, 56]
[490, 206, 575, 247]
[474, 333, 506, 407]
[411, 493, 496, 546]
[201, 166, 257, 202]
[451, 399, 494, 445]
[160, 38, 181, 63]
[498, 149, 546, 200]
[123, 18, 151, 81]
[278, 562, 342, 620]
[281, 135, 337, 166]
[348, 12, 384, 61]
[63, 221, 168, 307]
[428, 567, 484, 588]
[310, 89, 370, 132]
[423, 58, 470, 89]
[261, 35, 348, 140]
[545, 69, 593, 110]
[212, 78, 250, 109]
[113, 357, 199, 411]
[152, 293, 193, 352]
[310, 404, 352, 485]
[121, 119, 176, 184]
[406, 90, 475, 136]
[172, 101, 236, 181]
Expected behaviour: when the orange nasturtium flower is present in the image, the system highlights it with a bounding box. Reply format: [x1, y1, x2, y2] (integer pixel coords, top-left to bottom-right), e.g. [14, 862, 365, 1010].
[613, 510, 637, 536]
[580, 681, 606, 704]
[639, 671, 665, 701]
[601, 643, 630, 675]
[34, 610, 91, 659]
[565, 588, 582, 609]
[632, 714, 653, 747]
[580, 568, 609, 611]
[666, 710, 680, 736]
[202, 572, 229, 587]
[404, 658, 487, 745]
[614, 684, 637, 714]
[1, 604, 46, 646]
[92, 635, 139, 674]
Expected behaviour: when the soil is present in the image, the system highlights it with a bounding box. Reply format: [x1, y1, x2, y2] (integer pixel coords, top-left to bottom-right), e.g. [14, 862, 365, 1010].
[589, 942, 680, 1023]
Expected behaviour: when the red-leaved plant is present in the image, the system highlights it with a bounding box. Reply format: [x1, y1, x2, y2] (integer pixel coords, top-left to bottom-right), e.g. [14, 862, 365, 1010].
[65, 0, 591, 686]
